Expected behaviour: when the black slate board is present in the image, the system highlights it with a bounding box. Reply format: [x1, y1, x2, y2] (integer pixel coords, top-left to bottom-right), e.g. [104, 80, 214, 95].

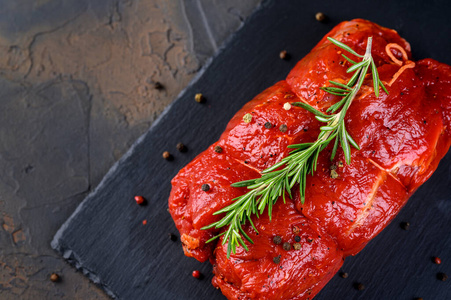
[52, 0, 451, 299]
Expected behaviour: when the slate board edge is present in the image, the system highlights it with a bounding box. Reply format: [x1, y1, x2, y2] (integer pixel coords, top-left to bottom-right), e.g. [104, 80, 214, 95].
[50, 1, 270, 298]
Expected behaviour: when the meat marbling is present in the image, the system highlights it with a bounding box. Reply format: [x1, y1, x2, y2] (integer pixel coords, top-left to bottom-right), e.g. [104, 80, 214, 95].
[168, 19, 451, 299]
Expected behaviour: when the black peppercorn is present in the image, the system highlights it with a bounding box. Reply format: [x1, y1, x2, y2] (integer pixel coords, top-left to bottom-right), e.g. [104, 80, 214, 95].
[294, 235, 301, 242]
[279, 50, 290, 60]
[168, 233, 177, 241]
[214, 145, 223, 153]
[279, 124, 288, 133]
[273, 255, 281, 264]
[283, 242, 291, 251]
[339, 272, 348, 279]
[162, 151, 173, 160]
[354, 282, 365, 291]
[400, 221, 410, 230]
[264, 122, 272, 129]
[153, 82, 163, 90]
[437, 272, 448, 281]
[273, 235, 282, 245]
[315, 12, 326, 22]
[201, 184, 210, 192]
[176, 142, 187, 152]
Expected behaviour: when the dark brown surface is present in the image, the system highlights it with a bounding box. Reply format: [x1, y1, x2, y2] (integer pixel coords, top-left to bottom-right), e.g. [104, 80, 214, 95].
[0, 1, 260, 299]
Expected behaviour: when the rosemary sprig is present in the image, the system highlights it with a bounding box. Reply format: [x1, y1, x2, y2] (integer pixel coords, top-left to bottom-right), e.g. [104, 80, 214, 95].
[202, 37, 387, 258]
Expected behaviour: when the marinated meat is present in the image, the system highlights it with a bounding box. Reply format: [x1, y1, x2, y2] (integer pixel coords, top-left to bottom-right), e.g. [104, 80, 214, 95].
[168, 19, 451, 299]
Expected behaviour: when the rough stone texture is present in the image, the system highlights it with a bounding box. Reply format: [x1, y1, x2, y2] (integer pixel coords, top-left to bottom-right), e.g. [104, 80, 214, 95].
[0, 0, 261, 298]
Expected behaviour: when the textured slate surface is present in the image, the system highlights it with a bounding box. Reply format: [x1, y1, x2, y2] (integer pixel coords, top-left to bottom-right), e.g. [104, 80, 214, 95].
[52, 0, 451, 299]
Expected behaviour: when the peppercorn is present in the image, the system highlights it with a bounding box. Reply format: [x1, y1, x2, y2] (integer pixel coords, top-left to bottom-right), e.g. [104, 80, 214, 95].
[153, 82, 163, 90]
[292, 225, 300, 234]
[194, 93, 204, 103]
[283, 242, 291, 251]
[142, 220, 147, 225]
[433, 256, 442, 264]
[273, 255, 281, 264]
[201, 184, 210, 192]
[338, 161, 344, 167]
[264, 122, 272, 129]
[315, 12, 326, 22]
[293, 243, 301, 250]
[243, 113, 252, 123]
[192, 270, 202, 279]
[273, 235, 282, 245]
[339, 272, 348, 279]
[354, 282, 365, 291]
[162, 151, 172, 160]
[134, 195, 145, 205]
[330, 169, 339, 179]
[176, 142, 187, 153]
[168, 233, 177, 241]
[279, 124, 288, 133]
[279, 50, 289, 60]
[437, 272, 448, 281]
[214, 145, 223, 153]
[294, 235, 301, 242]
[400, 221, 410, 230]
[50, 273, 60, 282]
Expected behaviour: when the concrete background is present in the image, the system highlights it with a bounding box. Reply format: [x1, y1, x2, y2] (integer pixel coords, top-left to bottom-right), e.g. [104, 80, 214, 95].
[0, 1, 261, 298]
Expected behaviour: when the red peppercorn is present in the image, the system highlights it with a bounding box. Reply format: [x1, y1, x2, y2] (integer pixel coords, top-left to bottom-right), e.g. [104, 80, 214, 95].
[192, 270, 201, 279]
[142, 220, 147, 225]
[433, 256, 442, 265]
[134, 195, 145, 205]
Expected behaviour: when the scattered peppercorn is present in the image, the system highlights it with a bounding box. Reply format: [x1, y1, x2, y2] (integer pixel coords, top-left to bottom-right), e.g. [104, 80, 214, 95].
[339, 272, 348, 279]
[295, 235, 301, 242]
[354, 282, 365, 291]
[194, 93, 205, 103]
[264, 122, 272, 129]
[437, 272, 448, 281]
[168, 233, 177, 241]
[283, 102, 291, 110]
[433, 256, 442, 264]
[279, 124, 288, 133]
[283, 242, 291, 251]
[273, 255, 281, 264]
[315, 12, 326, 22]
[292, 225, 300, 234]
[330, 169, 339, 178]
[293, 243, 301, 250]
[176, 142, 187, 152]
[135, 195, 146, 205]
[162, 151, 172, 160]
[142, 219, 147, 225]
[273, 235, 282, 245]
[192, 270, 202, 279]
[279, 50, 289, 60]
[214, 145, 223, 153]
[330, 164, 337, 170]
[201, 184, 210, 192]
[243, 113, 253, 123]
[153, 82, 163, 90]
[50, 273, 60, 282]
[400, 221, 410, 230]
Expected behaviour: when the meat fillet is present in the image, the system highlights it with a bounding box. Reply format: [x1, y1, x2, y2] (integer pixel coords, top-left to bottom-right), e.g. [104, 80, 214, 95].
[168, 19, 451, 299]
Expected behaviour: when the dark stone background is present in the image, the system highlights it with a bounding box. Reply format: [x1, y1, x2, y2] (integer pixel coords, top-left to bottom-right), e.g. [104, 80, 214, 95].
[0, 1, 261, 298]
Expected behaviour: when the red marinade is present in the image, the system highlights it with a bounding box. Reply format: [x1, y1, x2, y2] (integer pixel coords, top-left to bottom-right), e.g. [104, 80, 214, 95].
[168, 19, 451, 300]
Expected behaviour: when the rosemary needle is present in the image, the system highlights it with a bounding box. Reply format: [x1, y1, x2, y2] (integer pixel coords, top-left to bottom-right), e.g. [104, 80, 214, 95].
[202, 37, 387, 258]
